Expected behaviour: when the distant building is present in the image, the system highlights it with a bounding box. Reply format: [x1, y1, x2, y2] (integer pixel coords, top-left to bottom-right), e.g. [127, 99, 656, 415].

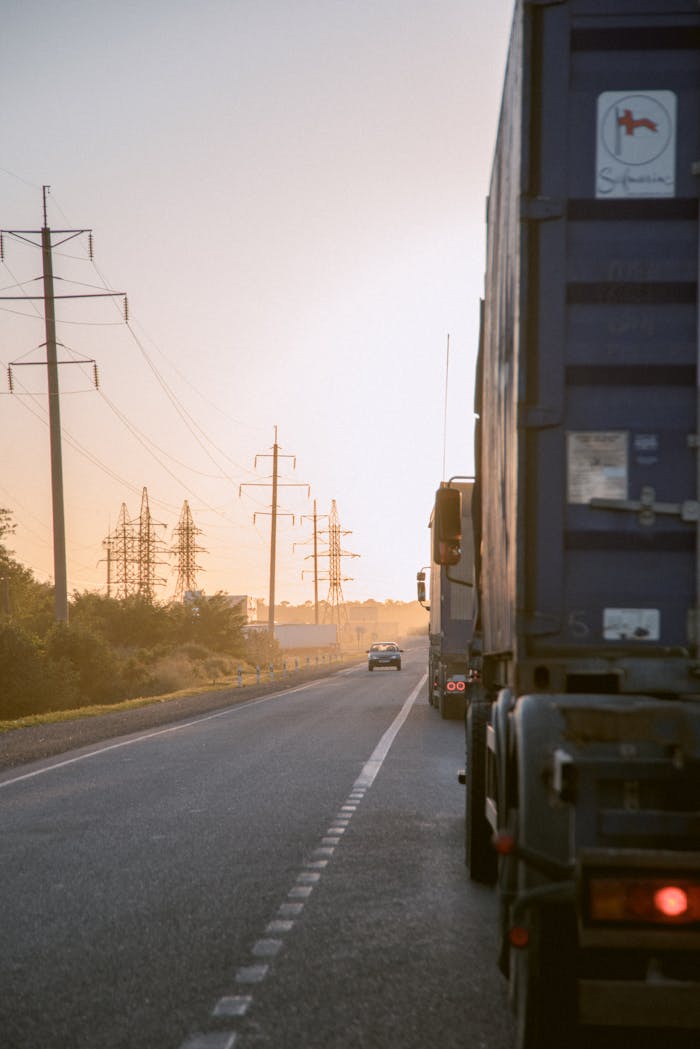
[243, 622, 338, 650]
[224, 595, 258, 623]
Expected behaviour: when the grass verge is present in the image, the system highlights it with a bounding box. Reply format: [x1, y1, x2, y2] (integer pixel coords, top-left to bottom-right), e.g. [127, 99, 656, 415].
[0, 656, 358, 734]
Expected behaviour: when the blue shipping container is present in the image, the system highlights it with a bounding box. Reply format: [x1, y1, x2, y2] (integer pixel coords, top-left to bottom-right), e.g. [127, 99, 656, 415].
[477, 0, 700, 697]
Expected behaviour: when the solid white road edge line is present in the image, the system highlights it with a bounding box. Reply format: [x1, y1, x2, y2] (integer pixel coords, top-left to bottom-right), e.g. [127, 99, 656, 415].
[0, 676, 343, 790]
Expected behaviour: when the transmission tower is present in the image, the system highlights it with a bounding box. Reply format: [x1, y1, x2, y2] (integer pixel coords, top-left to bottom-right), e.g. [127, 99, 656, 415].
[137, 487, 167, 601]
[171, 500, 205, 600]
[108, 502, 138, 599]
[320, 500, 358, 639]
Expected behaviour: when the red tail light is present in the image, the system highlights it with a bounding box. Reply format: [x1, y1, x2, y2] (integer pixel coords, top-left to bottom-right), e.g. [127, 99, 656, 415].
[654, 886, 689, 918]
[588, 877, 700, 926]
[509, 926, 529, 949]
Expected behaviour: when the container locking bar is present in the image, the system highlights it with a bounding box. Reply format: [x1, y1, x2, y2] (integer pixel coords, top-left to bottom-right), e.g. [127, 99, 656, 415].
[590, 486, 700, 527]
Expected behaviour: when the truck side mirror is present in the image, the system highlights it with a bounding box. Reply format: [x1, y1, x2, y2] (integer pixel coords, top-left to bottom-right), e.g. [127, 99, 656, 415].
[416, 570, 427, 604]
[432, 486, 462, 566]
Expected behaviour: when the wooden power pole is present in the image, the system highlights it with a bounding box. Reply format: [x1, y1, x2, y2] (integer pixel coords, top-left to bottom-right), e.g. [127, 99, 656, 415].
[1, 187, 125, 621]
[240, 426, 309, 649]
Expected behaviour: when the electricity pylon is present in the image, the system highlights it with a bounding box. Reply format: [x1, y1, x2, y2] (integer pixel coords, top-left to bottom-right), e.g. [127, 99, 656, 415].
[319, 500, 358, 640]
[172, 500, 205, 600]
[0, 186, 125, 621]
[108, 502, 138, 599]
[137, 487, 167, 601]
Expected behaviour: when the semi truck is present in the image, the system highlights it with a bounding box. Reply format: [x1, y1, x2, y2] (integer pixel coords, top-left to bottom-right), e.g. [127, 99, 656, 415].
[418, 479, 476, 718]
[432, 2, 700, 1046]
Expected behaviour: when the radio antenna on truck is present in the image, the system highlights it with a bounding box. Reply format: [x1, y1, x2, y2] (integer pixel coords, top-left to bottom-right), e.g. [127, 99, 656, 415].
[442, 332, 450, 480]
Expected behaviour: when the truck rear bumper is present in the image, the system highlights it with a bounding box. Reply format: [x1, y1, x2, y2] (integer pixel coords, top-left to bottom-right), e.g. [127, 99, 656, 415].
[579, 978, 700, 1028]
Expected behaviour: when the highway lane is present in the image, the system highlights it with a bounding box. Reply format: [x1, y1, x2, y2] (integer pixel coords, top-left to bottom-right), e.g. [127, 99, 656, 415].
[0, 642, 514, 1049]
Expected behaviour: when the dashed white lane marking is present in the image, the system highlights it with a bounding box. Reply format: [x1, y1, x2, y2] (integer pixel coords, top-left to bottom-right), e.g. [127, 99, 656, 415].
[278, 902, 304, 917]
[181, 672, 427, 1049]
[251, 939, 283, 958]
[288, 884, 314, 899]
[266, 919, 294, 934]
[296, 871, 321, 885]
[235, 965, 269, 984]
[181, 1033, 236, 1049]
[212, 996, 252, 1018]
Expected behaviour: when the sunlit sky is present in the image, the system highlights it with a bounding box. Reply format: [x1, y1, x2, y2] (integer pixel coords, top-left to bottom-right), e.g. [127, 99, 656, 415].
[1, 0, 512, 607]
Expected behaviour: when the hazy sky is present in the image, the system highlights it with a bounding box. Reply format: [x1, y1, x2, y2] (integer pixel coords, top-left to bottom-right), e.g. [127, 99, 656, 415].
[1, 0, 512, 607]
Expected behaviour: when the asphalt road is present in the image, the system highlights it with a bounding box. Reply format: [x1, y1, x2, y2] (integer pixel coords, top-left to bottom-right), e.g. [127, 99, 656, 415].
[0, 642, 515, 1049]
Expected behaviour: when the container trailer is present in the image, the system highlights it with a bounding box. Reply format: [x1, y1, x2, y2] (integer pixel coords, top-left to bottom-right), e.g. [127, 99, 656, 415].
[433, 1, 700, 1045]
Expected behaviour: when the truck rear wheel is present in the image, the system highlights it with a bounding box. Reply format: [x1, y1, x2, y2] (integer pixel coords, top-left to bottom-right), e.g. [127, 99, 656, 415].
[465, 699, 497, 884]
[511, 906, 578, 1049]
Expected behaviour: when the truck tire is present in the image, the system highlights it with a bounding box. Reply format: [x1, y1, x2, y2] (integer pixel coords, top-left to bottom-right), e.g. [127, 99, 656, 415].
[465, 699, 497, 884]
[511, 906, 578, 1049]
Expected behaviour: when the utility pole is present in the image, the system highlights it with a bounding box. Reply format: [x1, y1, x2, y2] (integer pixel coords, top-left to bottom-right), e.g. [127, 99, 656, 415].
[269, 436, 279, 634]
[41, 189, 68, 622]
[240, 426, 309, 648]
[1, 187, 125, 622]
[102, 535, 113, 598]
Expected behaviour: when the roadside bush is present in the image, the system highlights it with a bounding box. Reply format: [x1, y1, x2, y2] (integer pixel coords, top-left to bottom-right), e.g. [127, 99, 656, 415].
[0, 623, 79, 719]
[244, 629, 282, 667]
[44, 622, 123, 705]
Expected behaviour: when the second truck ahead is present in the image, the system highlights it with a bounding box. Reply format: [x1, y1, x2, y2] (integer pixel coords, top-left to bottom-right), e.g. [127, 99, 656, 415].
[419, 479, 476, 718]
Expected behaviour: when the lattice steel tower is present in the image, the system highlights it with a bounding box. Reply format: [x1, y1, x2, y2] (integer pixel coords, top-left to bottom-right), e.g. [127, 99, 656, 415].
[108, 502, 138, 599]
[171, 500, 205, 600]
[321, 500, 358, 638]
[137, 487, 167, 601]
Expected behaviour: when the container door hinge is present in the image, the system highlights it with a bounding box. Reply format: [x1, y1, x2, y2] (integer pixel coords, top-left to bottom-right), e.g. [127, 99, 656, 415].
[590, 486, 700, 527]
[520, 196, 564, 222]
[519, 404, 561, 429]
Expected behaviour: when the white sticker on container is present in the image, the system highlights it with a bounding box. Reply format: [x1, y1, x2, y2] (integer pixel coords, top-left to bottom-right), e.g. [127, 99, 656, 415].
[596, 91, 676, 199]
[567, 432, 628, 504]
[603, 608, 660, 642]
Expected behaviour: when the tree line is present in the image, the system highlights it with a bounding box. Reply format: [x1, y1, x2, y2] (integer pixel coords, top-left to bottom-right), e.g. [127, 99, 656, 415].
[0, 509, 257, 720]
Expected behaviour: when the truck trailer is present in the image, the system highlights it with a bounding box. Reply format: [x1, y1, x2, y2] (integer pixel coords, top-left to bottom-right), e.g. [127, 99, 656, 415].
[432, 2, 700, 1046]
[420, 479, 476, 718]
